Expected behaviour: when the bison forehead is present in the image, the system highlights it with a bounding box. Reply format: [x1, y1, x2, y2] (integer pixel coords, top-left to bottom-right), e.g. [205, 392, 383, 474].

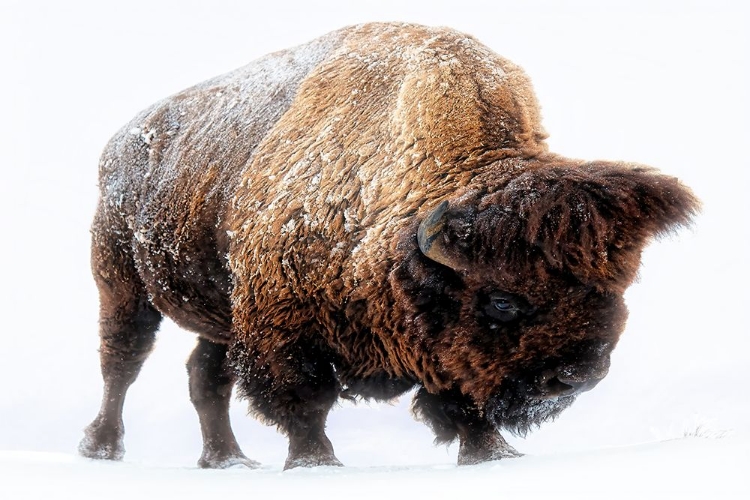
[424, 158, 698, 295]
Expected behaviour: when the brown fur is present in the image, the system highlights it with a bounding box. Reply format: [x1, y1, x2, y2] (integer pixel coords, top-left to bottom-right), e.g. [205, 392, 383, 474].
[80, 22, 699, 468]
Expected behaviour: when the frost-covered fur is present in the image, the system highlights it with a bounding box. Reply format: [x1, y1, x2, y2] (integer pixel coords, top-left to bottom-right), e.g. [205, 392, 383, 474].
[80, 22, 699, 469]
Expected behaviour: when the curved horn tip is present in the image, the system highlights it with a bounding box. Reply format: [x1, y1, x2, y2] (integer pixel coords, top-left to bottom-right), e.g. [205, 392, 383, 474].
[417, 200, 463, 270]
[417, 200, 449, 254]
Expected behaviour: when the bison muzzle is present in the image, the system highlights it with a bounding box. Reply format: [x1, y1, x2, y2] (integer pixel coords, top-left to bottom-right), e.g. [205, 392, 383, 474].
[79, 22, 699, 469]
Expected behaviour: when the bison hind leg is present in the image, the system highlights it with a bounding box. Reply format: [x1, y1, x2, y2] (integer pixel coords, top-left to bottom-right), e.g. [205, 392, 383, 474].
[411, 387, 522, 465]
[80, 252, 162, 461]
[187, 337, 260, 469]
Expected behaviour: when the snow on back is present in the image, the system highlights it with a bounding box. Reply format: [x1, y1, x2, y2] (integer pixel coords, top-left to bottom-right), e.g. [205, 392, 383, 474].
[94, 27, 347, 294]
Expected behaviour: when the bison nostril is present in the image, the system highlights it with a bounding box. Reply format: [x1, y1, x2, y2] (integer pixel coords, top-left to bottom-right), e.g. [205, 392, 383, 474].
[537, 370, 575, 397]
[557, 376, 601, 394]
[537, 370, 602, 398]
[545, 376, 577, 397]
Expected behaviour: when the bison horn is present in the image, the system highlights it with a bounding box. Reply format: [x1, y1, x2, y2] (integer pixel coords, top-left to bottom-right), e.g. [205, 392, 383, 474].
[417, 201, 461, 270]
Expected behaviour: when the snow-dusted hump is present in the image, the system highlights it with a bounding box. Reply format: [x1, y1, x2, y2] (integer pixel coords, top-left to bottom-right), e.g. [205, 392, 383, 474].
[227, 23, 549, 328]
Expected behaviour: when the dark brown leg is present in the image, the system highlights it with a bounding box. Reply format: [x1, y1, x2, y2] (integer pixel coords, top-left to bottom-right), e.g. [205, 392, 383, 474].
[229, 337, 342, 470]
[456, 423, 523, 465]
[412, 387, 522, 465]
[79, 289, 161, 460]
[284, 407, 341, 470]
[80, 216, 162, 461]
[187, 338, 259, 468]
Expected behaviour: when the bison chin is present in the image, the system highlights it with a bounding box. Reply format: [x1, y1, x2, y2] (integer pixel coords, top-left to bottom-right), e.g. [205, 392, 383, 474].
[484, 381, 578, 437]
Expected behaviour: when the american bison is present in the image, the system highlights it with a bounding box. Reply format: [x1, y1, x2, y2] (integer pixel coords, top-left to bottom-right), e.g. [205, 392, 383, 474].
[79, 22, 699, 469]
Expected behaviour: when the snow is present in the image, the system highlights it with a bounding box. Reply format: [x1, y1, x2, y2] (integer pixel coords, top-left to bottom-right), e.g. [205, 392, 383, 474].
[1, 438, 746, 499]
[1, 0, 748, 498]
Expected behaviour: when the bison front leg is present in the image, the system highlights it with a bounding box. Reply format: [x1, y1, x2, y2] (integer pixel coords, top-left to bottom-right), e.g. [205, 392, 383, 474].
[412, 387, 522, 465]
[229, 335, 343, 470]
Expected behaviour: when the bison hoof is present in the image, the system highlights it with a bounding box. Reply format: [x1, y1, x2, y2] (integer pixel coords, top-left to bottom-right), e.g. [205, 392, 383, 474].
[198, 453, 261, 469]
[284, 454, 343, 470]
[458, 449, 523, 465]
[457, 440, 523, 465]
[78, 421, 125, 461]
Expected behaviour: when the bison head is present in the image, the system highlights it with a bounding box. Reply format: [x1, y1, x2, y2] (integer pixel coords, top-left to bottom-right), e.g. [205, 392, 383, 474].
[395, 158, 699, 435]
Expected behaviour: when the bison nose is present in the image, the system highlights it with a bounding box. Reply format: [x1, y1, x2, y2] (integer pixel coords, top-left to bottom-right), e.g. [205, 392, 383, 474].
[537, 370, 603, 399]
[556, 377, 600, 394]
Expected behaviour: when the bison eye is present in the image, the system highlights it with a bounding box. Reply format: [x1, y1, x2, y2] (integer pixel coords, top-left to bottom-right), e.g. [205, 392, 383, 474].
[483, 292, 522, 322]
[493, 297, 515, 312]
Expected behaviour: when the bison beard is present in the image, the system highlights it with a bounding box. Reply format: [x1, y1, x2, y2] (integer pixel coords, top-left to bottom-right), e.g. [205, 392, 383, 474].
[484, 382, 576, 438]
[79, 22, 699, 469]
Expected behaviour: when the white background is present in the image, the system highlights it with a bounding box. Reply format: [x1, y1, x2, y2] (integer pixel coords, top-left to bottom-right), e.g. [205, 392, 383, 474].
[0, 0, 747, 496]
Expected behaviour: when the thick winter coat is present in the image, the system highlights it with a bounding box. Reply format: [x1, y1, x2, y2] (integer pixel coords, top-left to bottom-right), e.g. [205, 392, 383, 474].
[80, 22, 699, 469]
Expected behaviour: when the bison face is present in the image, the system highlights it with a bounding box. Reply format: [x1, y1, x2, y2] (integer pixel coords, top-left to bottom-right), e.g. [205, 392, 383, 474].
[403, 251, 629, 435]
[397, 159, 699, 434]
[466, 277, 628, 435]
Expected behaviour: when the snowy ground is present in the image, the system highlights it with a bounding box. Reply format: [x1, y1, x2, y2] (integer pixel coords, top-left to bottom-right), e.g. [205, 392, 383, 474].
[1, 0, 748, 498]
[1, 437, 747, 500]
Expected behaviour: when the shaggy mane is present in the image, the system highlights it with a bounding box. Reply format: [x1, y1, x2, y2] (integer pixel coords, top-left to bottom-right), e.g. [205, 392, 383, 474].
[469, 162, 700, 290]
